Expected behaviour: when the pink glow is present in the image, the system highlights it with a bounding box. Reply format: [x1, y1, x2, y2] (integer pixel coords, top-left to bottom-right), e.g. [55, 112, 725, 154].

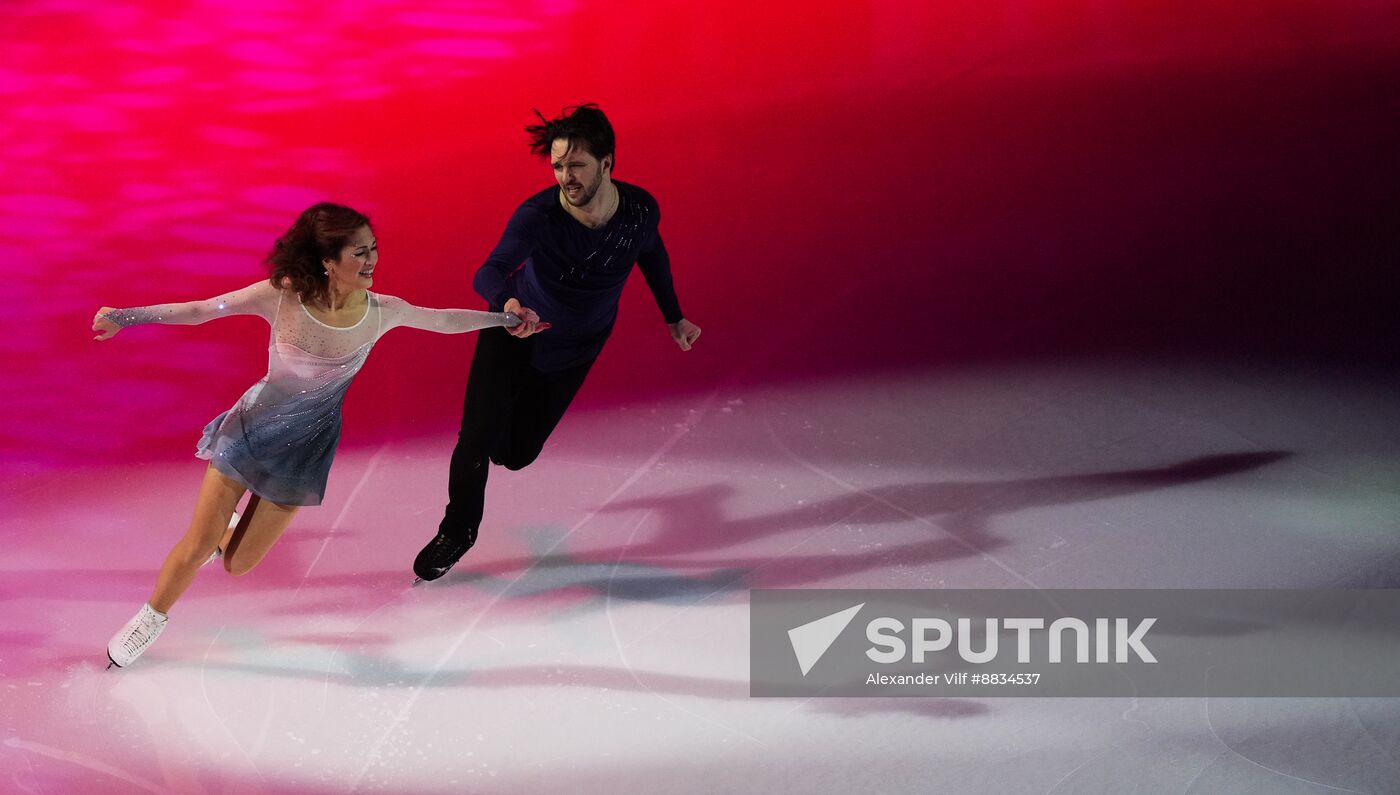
[1, 4, 1398, 788]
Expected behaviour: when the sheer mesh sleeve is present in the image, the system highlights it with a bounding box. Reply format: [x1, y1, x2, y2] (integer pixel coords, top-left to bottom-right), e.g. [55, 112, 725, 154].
[376, 294, 521, 337]
[104, 281, 280, 328]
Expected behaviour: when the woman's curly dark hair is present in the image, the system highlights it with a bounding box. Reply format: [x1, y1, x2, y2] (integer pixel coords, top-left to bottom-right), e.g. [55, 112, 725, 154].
[266, 202, 371, 305]
[524, 103, 615, 166]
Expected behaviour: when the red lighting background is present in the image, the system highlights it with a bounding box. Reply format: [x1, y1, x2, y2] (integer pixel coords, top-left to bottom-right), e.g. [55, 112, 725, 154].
[3, 0, 1397, 476]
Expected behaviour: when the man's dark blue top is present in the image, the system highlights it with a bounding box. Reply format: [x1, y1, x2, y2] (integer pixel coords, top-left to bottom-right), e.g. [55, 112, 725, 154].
[473, 180, 685, 372]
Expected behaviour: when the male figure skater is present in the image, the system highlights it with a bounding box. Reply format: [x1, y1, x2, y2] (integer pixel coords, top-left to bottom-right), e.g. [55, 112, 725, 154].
[414, 103, 701, 581]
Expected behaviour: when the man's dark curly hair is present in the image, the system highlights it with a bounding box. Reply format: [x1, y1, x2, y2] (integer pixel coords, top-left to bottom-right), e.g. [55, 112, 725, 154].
[524, 103, 615, 167]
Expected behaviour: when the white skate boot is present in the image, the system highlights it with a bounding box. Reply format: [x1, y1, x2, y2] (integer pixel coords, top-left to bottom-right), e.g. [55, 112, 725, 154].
[106, 602, 168, 668]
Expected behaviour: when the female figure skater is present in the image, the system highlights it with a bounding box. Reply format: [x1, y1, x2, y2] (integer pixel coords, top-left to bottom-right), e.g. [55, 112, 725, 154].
[92, 202, 530, 668]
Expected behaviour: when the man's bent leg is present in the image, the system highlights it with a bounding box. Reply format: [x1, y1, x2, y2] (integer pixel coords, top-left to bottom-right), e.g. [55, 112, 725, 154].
[491, 357, 595, 472]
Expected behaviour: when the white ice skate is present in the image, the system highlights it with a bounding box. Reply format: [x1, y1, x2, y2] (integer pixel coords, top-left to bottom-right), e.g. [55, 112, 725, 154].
[203, 511, 241, 568]
[106, 602, 168, 668]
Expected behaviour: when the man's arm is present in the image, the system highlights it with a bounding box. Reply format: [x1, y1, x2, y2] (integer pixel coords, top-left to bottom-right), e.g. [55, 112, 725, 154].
[637, 223, 700, 351]
[472, 203, 543, 309]
[636, 227, 684, 325]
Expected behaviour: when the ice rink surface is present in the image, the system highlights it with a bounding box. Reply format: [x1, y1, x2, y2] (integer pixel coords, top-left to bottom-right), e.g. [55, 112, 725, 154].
[5, 359, 1398, 794]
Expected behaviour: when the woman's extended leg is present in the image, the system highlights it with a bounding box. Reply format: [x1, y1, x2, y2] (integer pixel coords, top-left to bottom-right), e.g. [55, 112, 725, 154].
[108, 470, 299, 668]
[149, 466, 245, 613]
[109, 466, 245, 667]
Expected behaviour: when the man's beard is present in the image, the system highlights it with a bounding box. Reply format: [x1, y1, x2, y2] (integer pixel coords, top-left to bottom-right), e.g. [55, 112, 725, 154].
[564, 173, 603, 207]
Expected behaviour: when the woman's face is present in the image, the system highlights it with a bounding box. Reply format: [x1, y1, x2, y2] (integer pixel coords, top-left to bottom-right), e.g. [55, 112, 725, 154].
[324, 225, 378, 291]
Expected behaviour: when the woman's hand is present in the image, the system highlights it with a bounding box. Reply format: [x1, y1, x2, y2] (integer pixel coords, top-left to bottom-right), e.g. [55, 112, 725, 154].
[503, 298, 551, 338]
[93, 308, 122, 341]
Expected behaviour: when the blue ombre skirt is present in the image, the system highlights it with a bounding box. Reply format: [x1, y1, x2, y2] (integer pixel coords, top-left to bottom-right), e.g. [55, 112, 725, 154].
[196, 380, 344, 507]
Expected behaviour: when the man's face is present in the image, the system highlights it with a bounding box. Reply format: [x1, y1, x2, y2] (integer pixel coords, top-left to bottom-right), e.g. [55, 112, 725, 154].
[551, 137, 609, 208]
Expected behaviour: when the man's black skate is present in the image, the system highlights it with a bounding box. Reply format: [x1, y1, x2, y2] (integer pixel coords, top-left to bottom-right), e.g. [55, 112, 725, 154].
[413, 529, 476, 582]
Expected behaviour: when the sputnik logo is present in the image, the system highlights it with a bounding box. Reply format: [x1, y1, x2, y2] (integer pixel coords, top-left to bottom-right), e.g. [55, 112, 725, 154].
[788, 603, 864, 676]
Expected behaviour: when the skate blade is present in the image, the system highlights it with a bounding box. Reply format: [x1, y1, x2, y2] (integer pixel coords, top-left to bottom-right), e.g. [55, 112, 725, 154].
[412, 571, 452, 585]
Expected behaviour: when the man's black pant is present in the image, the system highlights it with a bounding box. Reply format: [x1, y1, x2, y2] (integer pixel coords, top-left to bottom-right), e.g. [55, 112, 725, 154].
[439, 326, 594, 540]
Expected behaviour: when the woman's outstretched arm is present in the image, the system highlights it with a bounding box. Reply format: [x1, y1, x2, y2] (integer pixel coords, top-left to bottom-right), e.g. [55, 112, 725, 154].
[93, 281, 280, 340]
[376, 294, 524, 336]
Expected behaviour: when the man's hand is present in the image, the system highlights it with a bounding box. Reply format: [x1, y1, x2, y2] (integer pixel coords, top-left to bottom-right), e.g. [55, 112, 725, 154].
[668, 318, 701, 351]
[504, 297, 551, 338]
[93, 307, 121, 341]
